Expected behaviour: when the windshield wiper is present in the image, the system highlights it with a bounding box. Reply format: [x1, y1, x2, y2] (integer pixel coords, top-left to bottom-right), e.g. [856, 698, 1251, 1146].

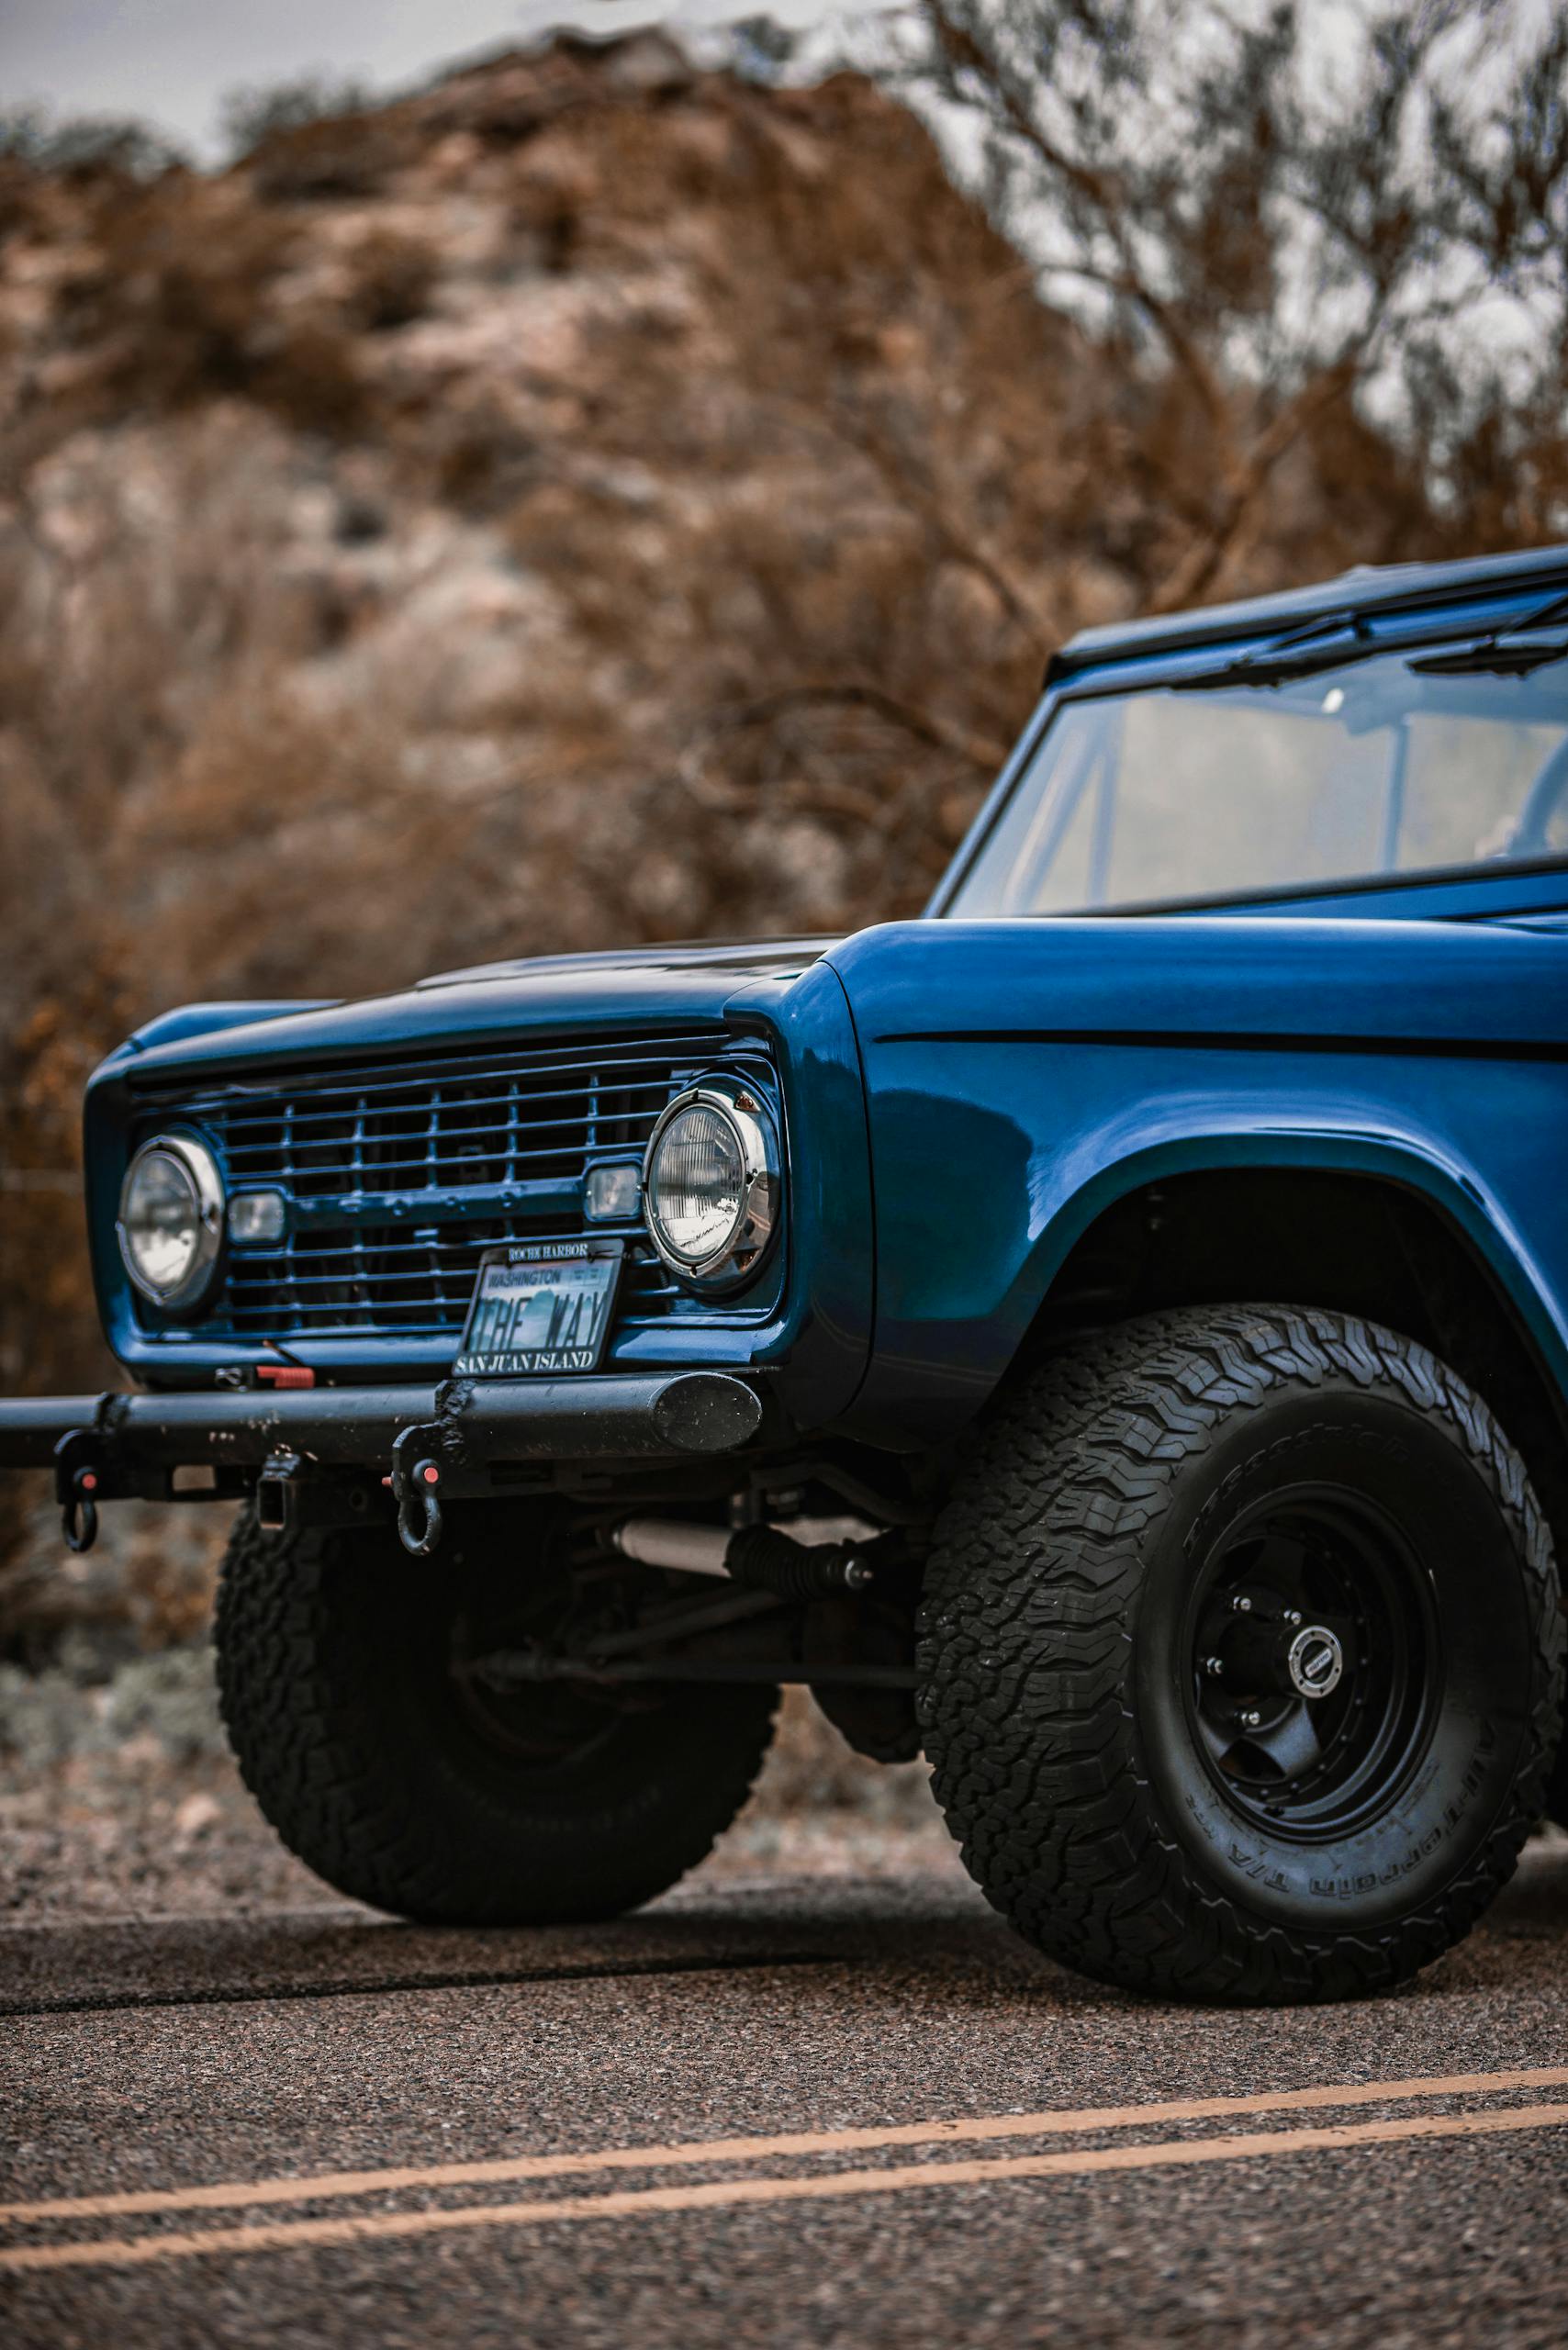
[1409, 634, 1568, 677]
[1175, 579, 1568, 693]
[1407, 586, 1568, 677]
[1169, 607, 1378, 691]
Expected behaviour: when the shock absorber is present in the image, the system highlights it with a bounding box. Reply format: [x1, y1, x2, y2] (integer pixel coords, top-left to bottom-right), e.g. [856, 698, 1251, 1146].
[724, 1524, 874, 1598]
[611, 1516, 876, 1595]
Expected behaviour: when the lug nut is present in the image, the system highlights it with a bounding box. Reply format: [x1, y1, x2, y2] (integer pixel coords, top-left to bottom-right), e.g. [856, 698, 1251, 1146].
[1204, 1655, 1226, 1678]
[1242, 1709, 1262, 1728]
[1286, 1609, 1302, 1626]
[1232, 1595, 1252, 1613]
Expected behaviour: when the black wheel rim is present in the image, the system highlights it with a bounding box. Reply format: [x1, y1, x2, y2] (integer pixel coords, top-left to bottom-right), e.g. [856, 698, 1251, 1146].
[1182, 1483, 1440, 1841]
[449, 1609, 652, 1774]
[442, 1560, 662, 1781]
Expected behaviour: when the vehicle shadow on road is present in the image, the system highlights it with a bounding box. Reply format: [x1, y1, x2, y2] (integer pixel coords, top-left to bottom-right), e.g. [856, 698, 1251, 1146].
[3, 1840, 1563, 2020]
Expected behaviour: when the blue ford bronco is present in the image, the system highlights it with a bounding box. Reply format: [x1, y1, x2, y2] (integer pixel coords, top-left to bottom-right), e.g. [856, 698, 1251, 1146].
[5, 543, 1568, 2004]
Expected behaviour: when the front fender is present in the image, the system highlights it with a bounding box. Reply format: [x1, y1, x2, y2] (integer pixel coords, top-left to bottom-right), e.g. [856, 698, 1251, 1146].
[828, 921, 1568, 1446]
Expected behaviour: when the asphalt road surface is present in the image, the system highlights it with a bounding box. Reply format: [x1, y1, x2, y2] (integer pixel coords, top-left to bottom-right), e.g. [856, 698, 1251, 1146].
[4, 1848, 1568, 2350]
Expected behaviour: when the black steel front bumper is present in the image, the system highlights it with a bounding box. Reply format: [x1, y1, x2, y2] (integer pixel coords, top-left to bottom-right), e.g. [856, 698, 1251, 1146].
[0, 1372, 766, 1555]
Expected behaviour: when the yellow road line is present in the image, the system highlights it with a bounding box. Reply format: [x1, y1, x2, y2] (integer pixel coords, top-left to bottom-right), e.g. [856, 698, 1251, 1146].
[4, 2065, 1564, 2228]
[4, 2100, 1564, 2277]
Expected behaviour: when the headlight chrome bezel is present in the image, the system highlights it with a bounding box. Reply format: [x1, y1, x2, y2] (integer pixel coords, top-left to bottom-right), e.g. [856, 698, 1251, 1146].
[642, 1077, 780, 1292]
[117, 1133, 226, 1315]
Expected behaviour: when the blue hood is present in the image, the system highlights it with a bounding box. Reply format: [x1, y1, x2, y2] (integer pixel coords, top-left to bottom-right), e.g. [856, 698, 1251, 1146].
[117, 937, 838, 1080]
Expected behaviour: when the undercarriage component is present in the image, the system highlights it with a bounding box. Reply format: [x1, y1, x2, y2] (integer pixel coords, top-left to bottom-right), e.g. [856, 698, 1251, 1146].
[724, 1523, 875, 1600]
[473, 1653, 918, 1689]
[610, 1517, 732, 1576]
[254, 1448, 306, 1539]
[803, 1586, 924, 1763]
[611, 1512, 881, 1595]
[465, 1510, 926, 1747]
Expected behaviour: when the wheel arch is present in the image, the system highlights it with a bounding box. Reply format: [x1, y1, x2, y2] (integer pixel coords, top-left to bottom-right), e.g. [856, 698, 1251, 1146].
[1013, 1132, 1568, 1557]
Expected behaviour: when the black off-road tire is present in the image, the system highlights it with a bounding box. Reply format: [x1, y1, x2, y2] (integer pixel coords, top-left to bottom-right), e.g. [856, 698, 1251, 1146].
[918, 1304, 1562, 2003]
[1545, 1726, 1568, 1830]
[215, 1505, 778, 1924]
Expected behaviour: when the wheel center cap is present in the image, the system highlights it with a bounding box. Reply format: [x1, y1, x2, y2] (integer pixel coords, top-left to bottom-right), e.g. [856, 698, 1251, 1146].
[1287, 1625, 1344, 1699]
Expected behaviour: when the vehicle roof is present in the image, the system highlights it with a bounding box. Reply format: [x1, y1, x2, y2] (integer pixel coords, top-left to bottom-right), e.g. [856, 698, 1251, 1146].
[1055, 541, 1568, 675]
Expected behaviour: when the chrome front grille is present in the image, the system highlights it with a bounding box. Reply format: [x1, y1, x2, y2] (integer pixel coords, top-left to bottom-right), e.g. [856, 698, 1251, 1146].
[131, 1025, 770, 1339]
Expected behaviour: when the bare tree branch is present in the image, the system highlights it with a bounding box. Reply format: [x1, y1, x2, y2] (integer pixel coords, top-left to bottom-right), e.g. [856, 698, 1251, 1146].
[1148, 357, 1360, 612]
[707, 681, 1011, 772]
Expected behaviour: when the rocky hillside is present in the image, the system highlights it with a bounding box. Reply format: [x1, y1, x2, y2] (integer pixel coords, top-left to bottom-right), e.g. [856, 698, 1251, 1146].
[2, 34, 1086, 989]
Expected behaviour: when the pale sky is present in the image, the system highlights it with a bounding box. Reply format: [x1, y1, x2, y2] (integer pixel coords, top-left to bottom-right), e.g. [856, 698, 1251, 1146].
[1, 0, 854, 160]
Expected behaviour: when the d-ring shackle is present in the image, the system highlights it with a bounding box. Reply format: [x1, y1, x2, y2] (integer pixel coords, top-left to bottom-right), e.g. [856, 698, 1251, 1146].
[388, 1425, 445, 1555]
[398, 1460, 443, 1555]
[62, 1467, 100, 1555]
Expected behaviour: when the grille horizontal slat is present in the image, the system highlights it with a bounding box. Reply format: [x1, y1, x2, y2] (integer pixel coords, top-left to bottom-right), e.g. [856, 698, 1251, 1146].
[223, 1114, 633, 1149]
[218, 1072, 679, 1139]
[223, 1138, 639, 1184]
[133, 1026, 767, 1341]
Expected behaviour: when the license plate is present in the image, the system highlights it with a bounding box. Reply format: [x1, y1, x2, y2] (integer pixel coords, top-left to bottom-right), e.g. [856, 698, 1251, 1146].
[453, 1240, 624, 1378]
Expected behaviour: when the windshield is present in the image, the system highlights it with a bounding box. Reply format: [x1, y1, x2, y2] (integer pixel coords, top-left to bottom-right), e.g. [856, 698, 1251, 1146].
[946, 647, 1568, 915]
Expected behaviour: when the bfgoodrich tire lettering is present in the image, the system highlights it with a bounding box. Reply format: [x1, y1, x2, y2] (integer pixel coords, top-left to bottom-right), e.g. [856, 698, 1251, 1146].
[917, 1305, 1563, 2003]
[216, 1504, 777, 1924]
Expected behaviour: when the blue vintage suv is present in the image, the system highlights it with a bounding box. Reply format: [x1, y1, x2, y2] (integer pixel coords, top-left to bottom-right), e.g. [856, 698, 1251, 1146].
[5, 543, 1567, 2004]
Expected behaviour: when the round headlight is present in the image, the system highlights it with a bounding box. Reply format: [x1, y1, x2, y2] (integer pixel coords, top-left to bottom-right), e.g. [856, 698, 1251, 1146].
[118, 1135, 225, 1313]
[643, 1079, 778, 1289]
